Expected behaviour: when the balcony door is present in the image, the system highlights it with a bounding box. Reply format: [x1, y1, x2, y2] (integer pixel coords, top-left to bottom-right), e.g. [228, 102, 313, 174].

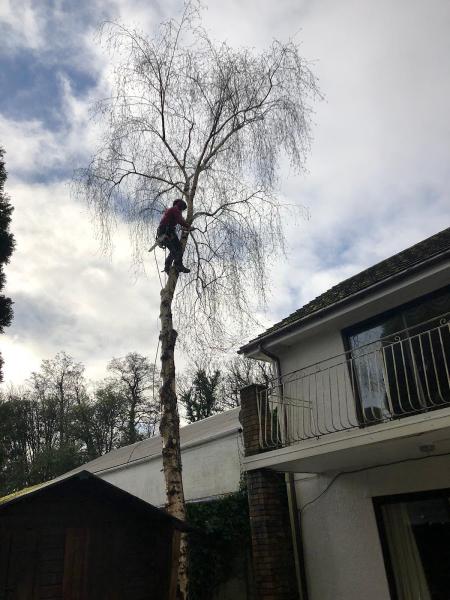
[345, 286, 450, 425]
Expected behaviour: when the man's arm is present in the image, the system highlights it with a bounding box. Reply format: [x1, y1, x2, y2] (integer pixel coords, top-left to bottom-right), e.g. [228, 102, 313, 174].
[175, 210, 192, 229]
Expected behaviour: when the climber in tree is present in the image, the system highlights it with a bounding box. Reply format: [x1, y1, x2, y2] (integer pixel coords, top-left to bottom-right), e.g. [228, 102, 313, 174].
[156, 199, 192, 274]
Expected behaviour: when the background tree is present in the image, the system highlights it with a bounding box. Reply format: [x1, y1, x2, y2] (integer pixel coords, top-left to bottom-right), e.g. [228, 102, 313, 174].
[0, 147, 15, 381]
[107, 352, 159, 444]
[76, 5, 319, 596]
[180, 368, 221, 423]
[72, 381, 127, 457]
[221, 356, 273, 408]
[180, 357, 273, 422]
[29, 351, 87, 450]
[0, 350, 160, 496]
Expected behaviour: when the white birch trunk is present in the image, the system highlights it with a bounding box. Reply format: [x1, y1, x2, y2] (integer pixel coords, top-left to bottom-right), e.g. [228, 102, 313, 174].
[159, 220, 191, 599]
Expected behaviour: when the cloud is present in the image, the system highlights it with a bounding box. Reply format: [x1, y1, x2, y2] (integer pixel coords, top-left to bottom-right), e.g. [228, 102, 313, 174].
[1, 0, 450, 386]
[2, 179, 163, 384]
[0, 0, 44, 52]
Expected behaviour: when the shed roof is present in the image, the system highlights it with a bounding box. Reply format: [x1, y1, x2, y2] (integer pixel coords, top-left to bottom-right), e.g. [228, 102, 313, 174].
[240, 227, 450, 353]
[0, 470, 190, 531]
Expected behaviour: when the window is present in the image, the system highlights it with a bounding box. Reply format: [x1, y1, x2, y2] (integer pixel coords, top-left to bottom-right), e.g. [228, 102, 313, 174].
[344, 286, 450, 424]
[374, 490, 450, 600]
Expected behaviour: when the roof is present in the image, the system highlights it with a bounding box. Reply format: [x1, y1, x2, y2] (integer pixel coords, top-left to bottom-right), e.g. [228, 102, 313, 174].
[0, 470, 191, 530]
[63, 407, 241, 477]
[240, 227, 450, 353]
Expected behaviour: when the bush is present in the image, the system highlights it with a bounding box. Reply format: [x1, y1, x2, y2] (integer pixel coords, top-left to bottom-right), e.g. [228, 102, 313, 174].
[187, 485, 251, 600]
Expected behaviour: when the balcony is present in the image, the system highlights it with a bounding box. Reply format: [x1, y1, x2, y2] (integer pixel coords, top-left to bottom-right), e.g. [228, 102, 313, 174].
[246, 315, 450, 473]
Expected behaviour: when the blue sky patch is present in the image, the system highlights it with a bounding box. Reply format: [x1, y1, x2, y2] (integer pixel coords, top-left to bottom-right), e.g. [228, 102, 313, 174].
[0, 50, 97, 131]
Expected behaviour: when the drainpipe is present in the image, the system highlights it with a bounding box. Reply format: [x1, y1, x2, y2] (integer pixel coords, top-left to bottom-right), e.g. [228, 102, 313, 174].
[258, 342, 282, 380]
[258, 343, 309, 600]
[286, 473, 309, 600]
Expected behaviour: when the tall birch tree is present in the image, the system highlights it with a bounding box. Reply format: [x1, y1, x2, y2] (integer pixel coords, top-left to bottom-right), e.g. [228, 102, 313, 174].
[76, 5, 319, 597]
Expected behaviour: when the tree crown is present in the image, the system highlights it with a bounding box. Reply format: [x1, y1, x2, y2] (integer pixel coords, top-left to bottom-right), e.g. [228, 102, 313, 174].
[75, 4, 320, 349]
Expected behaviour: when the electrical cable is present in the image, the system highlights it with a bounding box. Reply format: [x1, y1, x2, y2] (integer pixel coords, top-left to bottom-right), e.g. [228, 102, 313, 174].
[299, 450, 450, 513]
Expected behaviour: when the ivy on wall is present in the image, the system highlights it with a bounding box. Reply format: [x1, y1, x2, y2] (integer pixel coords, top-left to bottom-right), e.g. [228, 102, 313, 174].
[187, 484, 251, 600]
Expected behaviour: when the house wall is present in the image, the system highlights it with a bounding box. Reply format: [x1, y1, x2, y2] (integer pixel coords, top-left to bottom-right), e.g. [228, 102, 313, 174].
[98, 431, 243, 506]
[294, 454, 450, 600]
[242, 260, 450, 599]
[276, 329, 358, 440]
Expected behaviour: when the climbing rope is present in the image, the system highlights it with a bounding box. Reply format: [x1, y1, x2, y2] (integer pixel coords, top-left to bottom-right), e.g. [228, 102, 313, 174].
[151, 245, 167, 407]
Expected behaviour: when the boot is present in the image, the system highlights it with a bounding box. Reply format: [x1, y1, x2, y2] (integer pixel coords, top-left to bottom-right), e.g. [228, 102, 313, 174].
[176, 265, 191, 273]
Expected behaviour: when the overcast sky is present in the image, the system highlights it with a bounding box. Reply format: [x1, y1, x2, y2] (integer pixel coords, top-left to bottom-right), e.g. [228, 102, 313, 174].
[0, 0, 449, 386]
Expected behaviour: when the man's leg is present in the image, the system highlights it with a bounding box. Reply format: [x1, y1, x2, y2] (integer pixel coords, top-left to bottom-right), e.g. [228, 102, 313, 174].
[172, 237, 183, 270]
[163, 232, 177, 272]
[168, 236, 190, 273]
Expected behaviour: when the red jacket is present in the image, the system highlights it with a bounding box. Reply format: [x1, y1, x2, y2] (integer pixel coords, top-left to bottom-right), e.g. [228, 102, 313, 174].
[159, 206, 189, 229]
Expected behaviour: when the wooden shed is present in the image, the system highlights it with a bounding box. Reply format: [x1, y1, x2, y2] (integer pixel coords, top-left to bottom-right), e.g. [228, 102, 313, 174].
[0, 470, 189, 600]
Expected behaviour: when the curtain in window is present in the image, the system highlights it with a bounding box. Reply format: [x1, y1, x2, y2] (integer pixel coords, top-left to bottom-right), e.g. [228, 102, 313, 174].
[381, 503, 431, 600]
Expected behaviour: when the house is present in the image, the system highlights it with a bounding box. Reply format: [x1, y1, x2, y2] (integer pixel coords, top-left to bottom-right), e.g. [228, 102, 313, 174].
[239, 227, 450, 600]
[0, 470, 189, 600]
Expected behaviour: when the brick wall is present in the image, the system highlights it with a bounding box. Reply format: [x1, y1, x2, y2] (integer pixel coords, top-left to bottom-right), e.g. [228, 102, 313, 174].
[240, 385, 299, 600]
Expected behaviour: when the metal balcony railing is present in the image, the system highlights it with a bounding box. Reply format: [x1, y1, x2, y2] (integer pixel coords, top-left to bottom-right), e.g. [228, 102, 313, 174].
[257, 315, 450, 449]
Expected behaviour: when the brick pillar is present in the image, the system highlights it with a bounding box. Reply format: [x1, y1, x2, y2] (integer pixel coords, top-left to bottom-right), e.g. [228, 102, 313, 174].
[240, 384, 299, 600]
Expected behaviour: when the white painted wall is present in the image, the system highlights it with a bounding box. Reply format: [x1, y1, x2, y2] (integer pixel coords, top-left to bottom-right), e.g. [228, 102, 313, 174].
[274, 329, 358, 441]
[98, 431, 243, 506]
[295, 454, 450, 600]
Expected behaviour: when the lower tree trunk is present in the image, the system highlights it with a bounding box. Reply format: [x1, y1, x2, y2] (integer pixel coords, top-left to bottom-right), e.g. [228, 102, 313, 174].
[159, 268, 188, 600]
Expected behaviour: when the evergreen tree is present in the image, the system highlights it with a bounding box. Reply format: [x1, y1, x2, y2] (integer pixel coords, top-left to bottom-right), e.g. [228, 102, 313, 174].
[181, 369, 221, 423]
[0, 147, 15, 381]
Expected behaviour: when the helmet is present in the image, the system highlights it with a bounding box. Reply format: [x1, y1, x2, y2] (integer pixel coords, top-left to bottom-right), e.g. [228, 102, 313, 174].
[173, 199, 187, 211]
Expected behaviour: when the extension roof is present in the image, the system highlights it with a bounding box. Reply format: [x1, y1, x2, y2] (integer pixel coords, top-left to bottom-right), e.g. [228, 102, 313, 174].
[240, 227, 450, 354]
[59, 407, 240, 478]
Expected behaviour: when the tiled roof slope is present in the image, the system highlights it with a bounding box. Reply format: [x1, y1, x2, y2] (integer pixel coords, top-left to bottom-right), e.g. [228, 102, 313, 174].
[241, 227, 450, 352]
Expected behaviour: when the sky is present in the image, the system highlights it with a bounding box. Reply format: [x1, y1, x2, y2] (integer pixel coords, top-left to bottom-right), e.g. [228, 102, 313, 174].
[0, 0, 449, 386]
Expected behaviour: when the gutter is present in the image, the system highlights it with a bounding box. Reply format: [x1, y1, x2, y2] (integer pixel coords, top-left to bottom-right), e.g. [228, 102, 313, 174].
[240, 249, 450, 355]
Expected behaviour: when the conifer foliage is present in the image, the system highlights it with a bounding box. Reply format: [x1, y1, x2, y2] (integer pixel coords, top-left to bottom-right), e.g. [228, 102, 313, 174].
[0, 147, 15, 381]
